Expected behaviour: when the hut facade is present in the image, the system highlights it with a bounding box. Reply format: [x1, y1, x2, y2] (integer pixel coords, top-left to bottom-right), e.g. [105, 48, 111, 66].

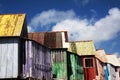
[0, 14, 27, 79]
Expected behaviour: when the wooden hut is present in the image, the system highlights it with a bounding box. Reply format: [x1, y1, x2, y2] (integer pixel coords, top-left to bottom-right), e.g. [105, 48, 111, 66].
[28, 31, 69, 48]
[0, 14, 27, 79]
[67, 40, 97, 80]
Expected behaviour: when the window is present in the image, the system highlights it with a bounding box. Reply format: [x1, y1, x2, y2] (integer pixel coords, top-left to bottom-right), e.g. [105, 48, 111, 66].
[84, 58, 94, 68]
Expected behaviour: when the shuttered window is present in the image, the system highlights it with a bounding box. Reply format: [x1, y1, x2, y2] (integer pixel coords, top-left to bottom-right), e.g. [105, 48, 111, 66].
[84, 58, 94, 68]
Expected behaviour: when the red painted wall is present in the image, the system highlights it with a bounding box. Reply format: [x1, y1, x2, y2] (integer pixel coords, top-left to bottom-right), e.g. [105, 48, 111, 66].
[82, 56, 97, 80]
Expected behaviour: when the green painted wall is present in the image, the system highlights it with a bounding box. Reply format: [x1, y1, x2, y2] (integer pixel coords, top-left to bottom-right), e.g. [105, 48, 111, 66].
[52, 49, 84, 80]
[67, 52, 84, 80]
[52, 50, 67, 80]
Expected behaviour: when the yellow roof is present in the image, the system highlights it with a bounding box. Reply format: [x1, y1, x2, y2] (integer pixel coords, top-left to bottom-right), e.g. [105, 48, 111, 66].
[68, 40, 96, 55]
[0, 14, 26, 36]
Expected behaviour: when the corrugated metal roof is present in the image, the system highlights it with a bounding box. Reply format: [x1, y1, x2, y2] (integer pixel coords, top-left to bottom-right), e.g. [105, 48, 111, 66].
[106, 54, 120, 66]
[28, 31, 68, 48]
[95, 49, 107, 63]
[0, 14, 26, 36]
[68, 40, 96, 55]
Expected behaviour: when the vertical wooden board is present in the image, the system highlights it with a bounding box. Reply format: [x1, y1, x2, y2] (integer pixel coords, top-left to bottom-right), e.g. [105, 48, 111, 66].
[28, 41, 33, 77]
[39, 46, 43, 78]
[0, 38, 19, 78]
[0, 39, 7, 78]
[12, 39, 18, 78]
[31, 41, 35, 77]
[24, 40, 51, 79]
[76, 56, 84, 80]
[24, 40, 32, 77]
[0, 39, 5, 78]
[68, 53, 76, 80]
[68, 53, 84, 80]
[52, 50, 67, 80]
[23, 40, 27, 77]
[0, 39, 2, 77]
[6, 39, 14, 78]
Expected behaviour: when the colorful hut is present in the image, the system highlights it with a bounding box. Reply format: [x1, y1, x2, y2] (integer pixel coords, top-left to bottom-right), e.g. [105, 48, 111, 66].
[0, 14, 27, 79]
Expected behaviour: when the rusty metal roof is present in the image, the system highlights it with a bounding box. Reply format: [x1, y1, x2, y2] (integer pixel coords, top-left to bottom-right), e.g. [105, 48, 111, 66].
[28, 31, 68, 48]
[68, 40, 96, 55]
[0, 14, 26, 36]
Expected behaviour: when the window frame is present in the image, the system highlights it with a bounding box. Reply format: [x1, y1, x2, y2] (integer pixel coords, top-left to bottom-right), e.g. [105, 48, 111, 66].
[84, 57, 94, 68]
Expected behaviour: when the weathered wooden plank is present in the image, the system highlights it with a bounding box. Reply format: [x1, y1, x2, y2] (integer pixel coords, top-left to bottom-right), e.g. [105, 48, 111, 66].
[0, 39, 7, 78]
[0, 39, 2, 77]
[6, 39, 14, 78]
[24, 40, 52, 80]
[12, 39, 18, 78]
[0, 38, 19, 78]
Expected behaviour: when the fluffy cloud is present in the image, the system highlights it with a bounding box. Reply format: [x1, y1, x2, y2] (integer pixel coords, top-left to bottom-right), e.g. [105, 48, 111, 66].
[28, 9, 75, 31]
[52, 7, 120, 42]
[28, 7, 120, 43]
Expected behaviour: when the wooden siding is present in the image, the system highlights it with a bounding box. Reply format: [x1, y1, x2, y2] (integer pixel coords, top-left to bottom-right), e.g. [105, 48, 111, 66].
[28, 31, 68, 48]
[23, 40, 52, 80]
[52, 49, 68, 80]
[52, 49, 84, 80]
[0, 38, 19, 78]
[67, 52, 84, 80]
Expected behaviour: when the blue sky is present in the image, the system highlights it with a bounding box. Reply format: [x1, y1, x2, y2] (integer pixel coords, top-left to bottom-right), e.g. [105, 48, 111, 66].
[0, 0, 120, 56]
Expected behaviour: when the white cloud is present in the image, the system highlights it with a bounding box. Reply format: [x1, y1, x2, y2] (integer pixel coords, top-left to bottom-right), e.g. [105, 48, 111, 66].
[28, 7, 120, 43]
[28, 9, 75, 32]
[52, 7, 120, 42]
